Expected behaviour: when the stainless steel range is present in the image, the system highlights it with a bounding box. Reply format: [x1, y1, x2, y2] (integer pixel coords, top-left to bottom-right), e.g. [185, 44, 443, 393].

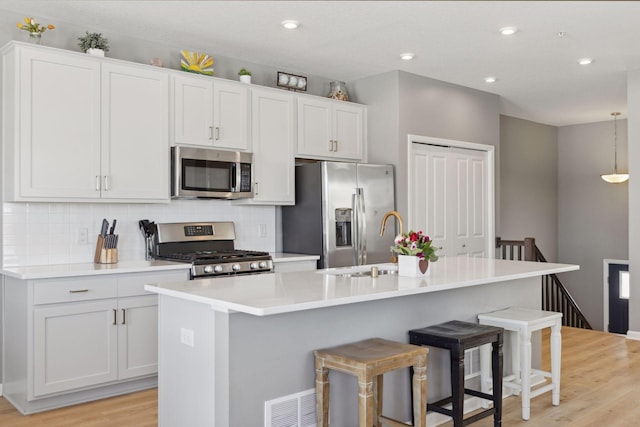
[150, 221, 273, 279]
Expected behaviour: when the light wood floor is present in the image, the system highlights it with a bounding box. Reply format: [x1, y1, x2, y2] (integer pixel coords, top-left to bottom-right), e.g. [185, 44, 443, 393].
[1, 327, 639, 426]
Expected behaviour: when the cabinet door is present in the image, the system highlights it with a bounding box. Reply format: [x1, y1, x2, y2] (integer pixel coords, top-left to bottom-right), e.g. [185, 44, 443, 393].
[249, 88, 295, 204]
[213, 80, 250, 150]
[333, 103, 365, 160]
[101, 63, 169, 201]
[172, 74, 214, 146]
[33, 300, 118, 396]
[297, 96, 333, 157]
[118, 295, 158, 380]
[18, 47, 101, 199]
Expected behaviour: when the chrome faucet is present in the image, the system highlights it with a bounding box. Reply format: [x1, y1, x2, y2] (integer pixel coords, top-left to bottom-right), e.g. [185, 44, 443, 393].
[380, 210, 404, 263]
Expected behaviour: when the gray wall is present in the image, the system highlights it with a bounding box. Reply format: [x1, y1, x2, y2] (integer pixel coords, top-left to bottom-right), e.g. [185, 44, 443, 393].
[557, 119, 629, 331]
[627, 71, 640, 335]
[500, 116, 558, 261]
[351, 70, 501, 232]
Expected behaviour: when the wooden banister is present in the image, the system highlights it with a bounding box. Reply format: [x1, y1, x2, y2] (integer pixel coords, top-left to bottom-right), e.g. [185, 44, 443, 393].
[495, 237, 592, 329]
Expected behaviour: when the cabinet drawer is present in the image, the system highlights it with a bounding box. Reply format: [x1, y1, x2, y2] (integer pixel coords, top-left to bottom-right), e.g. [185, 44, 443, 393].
[117, 270, 188, 297]
[34, 277, 116, 305]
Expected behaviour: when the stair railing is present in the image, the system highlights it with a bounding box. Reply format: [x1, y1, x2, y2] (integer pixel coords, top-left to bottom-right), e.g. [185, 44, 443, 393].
[495, 237, 592, 329]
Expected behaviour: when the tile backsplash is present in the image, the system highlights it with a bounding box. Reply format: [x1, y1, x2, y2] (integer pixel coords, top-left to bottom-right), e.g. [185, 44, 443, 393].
[2, 200, 276, 267]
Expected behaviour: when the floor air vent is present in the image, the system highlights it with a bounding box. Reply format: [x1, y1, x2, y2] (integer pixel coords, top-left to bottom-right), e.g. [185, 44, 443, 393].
[265, 388, 316, 427]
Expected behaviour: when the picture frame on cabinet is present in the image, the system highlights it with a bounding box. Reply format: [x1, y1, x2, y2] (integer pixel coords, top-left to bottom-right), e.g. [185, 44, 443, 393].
[277, 71, 307, 91]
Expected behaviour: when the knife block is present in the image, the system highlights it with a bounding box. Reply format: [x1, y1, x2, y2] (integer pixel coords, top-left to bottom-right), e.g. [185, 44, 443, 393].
[94, 235, 118, 264]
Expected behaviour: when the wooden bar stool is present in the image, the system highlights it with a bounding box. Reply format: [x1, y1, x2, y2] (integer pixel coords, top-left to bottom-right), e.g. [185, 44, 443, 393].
[409, 320, 504, 427]
[314, 337, 428, 427]
[478, 307, 562, 420]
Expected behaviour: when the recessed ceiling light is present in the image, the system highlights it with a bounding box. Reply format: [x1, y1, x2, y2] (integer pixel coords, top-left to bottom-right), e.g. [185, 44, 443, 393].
[400, 53, 415, 61]
[484, 77, 497, 83]
[281, 20, 299, 30]
[499, 26, 518, 36]
[578, 58, 593, 66]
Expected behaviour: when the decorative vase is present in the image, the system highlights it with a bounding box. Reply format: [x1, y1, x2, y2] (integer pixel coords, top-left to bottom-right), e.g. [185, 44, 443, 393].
[397, 255, 429, 277]
[239, 75, 251, 84]
[86, 48, 105, 57]
[28, 32, 42, 45]
[328, 81, 349, 101]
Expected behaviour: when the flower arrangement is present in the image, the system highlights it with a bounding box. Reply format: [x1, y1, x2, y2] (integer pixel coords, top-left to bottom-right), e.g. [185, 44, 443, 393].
[16, 17, 55, 34]
[391, 230, 438, 262]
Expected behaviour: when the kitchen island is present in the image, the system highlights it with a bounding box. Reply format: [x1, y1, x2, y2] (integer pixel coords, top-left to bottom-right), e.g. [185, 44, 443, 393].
[145, 256, 578, 427]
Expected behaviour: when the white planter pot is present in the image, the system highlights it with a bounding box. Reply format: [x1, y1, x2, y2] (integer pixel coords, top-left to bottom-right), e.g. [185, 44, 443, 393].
[86, 48, 105, 57]
[239, 75, 251, 84]
[397, 255, 430, 277]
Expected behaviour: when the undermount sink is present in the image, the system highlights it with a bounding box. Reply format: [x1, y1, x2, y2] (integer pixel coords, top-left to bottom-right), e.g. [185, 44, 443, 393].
[323, 264, 398, 277]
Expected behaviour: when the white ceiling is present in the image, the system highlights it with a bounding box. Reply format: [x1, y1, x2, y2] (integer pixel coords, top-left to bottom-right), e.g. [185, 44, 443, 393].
[2, 0, 639, 127]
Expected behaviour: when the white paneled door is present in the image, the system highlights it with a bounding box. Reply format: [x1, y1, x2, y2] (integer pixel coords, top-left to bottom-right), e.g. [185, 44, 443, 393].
[409, 137, 494, 258]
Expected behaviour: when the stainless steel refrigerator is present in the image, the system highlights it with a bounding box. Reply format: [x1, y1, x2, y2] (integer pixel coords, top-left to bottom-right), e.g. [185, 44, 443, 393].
[282, 161, 396, 268]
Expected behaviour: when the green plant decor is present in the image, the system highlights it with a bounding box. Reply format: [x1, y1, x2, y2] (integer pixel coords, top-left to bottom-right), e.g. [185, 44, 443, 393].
[78, 31, 110, 52]
[238, 68, 252, 76]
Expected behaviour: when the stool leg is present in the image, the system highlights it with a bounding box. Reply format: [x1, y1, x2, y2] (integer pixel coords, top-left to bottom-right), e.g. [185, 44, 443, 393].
[480, 343, 491, 409]
[519, 329, 532, 420]
[358, 375, 374, 427]
[511, 330, 521, 395]
[492, 338, 503, 427]
[374, 374, 383, 427]
[551, 322, 562, 406]
[412, 361, 427, 427]
[450, 346, 465, 427]
[315, 361, 329, 427]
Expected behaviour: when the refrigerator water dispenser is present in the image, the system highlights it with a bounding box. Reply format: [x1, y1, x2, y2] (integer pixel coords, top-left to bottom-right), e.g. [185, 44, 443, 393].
[335, 208, 352, 247]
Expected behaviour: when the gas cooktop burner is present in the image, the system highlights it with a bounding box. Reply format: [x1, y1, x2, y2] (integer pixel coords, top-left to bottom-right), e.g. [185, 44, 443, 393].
[163, 250, 271, 264]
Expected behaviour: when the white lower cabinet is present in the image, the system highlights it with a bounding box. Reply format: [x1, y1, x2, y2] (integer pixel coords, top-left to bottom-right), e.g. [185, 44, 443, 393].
[3, 269, 188, 414]
[33, 300, 119, 396]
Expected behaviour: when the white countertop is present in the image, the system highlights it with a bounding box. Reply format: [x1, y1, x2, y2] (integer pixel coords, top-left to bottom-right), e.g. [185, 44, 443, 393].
[270, 252, 320, 263]
[145, 256, 579, 316]
[2, 260, 190, 280]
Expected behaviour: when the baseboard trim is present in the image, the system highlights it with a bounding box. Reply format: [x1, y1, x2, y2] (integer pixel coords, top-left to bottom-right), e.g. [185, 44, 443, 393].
[626, 330, 640, 341]
[0, 383, 3, 396]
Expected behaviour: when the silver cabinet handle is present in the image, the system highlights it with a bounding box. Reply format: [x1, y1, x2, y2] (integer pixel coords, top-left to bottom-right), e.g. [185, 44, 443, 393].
[209, 126, 214, 140]
[121, 308, 126, 325]
[255, 182, 259, 196]
[69, 289, 89, 293]
[215, 127, 220, 140]
[95, 176, 101, 191]
[328, 140, 333, 152]
[103, 176, 110, 191]
[334, 140, 338, 152]
[113, 309, 117, 326]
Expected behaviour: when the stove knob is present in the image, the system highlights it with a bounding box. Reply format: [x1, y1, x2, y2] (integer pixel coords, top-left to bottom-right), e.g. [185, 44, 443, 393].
[213, 265, 223, 273]
[203, 265, 214, 273]
[259, 261, 268, 269]
[250, 262, 259, 269]
[232, 263, 241, 271]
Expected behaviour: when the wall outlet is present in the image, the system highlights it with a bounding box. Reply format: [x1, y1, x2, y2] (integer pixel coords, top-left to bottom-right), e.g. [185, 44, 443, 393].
[180, 328, 195, 347]
[259, 224, 267, 238]
[77, 228, 88, 245]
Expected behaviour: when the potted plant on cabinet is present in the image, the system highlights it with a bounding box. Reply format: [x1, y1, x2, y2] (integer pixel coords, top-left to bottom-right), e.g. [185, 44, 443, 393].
[238, 68, 252, 84]
[78, 31, 110, 57]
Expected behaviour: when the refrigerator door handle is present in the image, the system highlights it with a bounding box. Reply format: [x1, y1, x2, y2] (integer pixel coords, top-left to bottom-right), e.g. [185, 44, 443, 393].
[351, 191, 359, 266]
[358, 189, 367, 265]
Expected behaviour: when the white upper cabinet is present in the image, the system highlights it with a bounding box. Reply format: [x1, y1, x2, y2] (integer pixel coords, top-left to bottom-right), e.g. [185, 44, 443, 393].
[297, 95, 365, 161]
[237, 87, 295, 205]
[101, 63, 169, 200]
[2, 43, 169, 202]
[172, 74, 249, 151]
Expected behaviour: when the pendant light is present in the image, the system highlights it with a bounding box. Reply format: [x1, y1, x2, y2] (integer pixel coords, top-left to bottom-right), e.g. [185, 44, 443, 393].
[601, 112, 629, 184]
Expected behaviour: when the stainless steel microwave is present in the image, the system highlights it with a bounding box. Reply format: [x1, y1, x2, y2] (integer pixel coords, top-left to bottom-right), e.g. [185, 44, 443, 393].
[171, 146, 253, 199]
